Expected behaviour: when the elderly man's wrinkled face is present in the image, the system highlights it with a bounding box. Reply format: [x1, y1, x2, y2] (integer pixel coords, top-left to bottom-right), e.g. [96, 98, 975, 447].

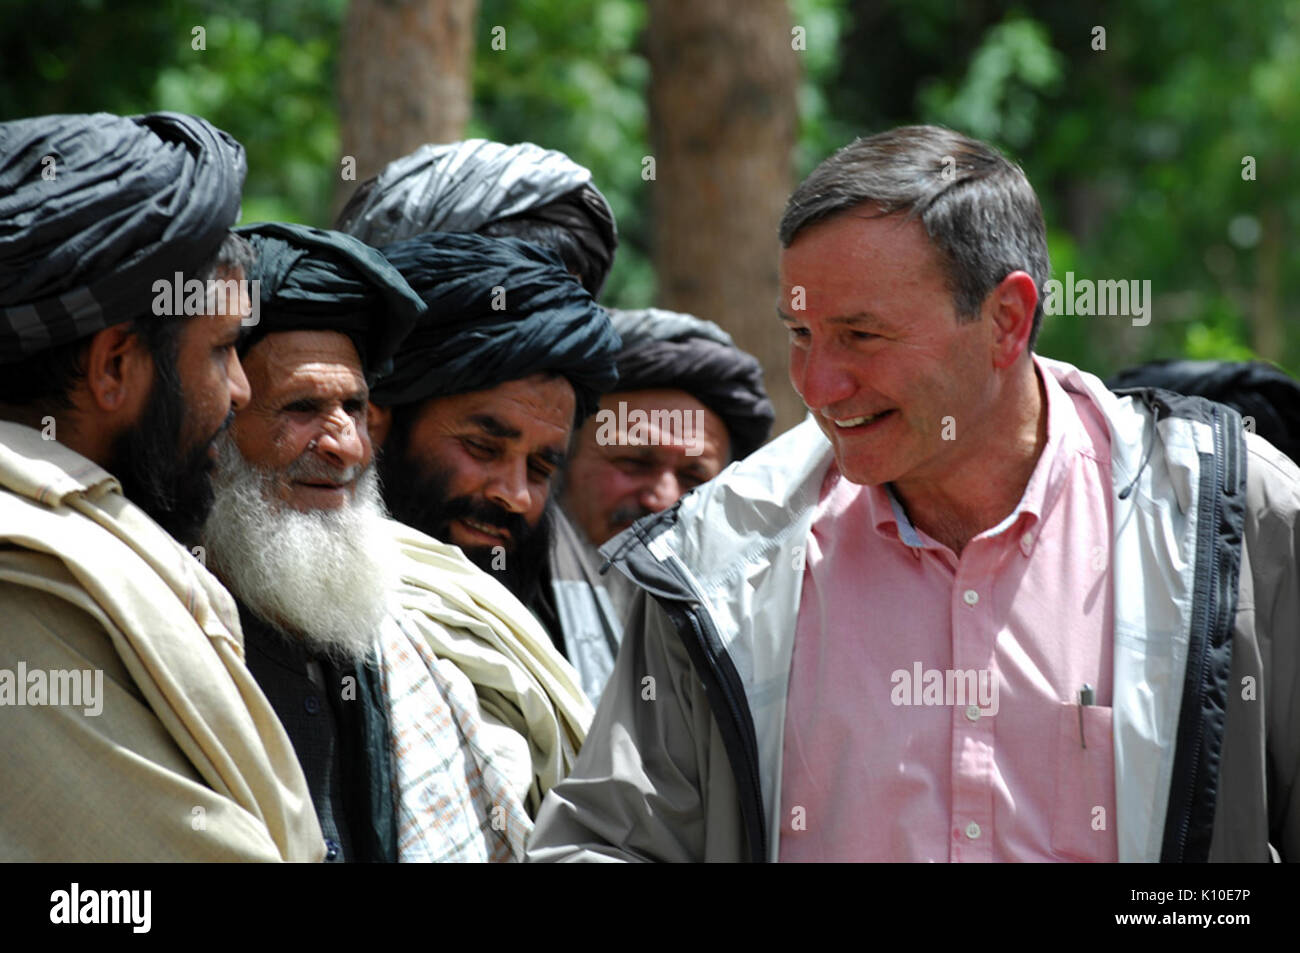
[201, 329, 392, 661]
[232, 330, 372, 509]
[562, 389, 730, 546]
[377, 373, 575, 593]
[779, 209, 997, 490]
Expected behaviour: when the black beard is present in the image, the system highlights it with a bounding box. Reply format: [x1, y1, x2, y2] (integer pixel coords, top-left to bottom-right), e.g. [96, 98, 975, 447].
[107, 369, 225, 550]
[379, 444, 553, 603]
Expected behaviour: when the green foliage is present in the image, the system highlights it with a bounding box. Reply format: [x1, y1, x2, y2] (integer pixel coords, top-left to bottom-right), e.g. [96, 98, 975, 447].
[1, 0, 345, 226]
[1185, 312, 1259, 364]
[789, 0, 853, 176]
[472, 0, 651, 307]
[1, 0, 183, 116]
[152, 13, 341, 225]
[917, 17, 1062, 148]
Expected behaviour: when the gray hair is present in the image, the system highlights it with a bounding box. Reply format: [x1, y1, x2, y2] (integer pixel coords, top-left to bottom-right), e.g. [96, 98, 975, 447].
[779, 125, 1050, 350]
[198, 230, 256, 283]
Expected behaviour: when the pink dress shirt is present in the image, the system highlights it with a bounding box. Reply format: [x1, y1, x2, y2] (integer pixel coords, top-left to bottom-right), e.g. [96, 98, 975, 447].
[779, 359, 1118, 862]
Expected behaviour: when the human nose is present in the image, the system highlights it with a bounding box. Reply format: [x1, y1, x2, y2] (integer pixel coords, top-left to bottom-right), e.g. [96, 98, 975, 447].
[485, 459, 532, 515]
[791, 337, 857, 413]
[311, 407, 366, 470]
[227, 350, 251, 413]
[638, 468, 682, 511]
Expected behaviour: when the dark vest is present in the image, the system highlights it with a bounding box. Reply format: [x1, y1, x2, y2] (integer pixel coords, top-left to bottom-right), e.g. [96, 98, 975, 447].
[237, 604, 397, 862]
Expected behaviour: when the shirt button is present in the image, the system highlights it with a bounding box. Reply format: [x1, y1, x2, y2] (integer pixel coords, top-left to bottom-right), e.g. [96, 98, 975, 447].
[324, 838, 340, 861]
[962, 589, 979, 606]
[965, 704, 982, 722]
[1020, 532, 1034, 553]
[965, 821, 981, 840]
[305, 695, 321, 715]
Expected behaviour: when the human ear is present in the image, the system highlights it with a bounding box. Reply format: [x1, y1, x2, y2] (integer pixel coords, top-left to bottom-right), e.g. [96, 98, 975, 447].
[368, 401, 392, 448]
[986, 271, 1038, 369]
[83, 323, 152, 415]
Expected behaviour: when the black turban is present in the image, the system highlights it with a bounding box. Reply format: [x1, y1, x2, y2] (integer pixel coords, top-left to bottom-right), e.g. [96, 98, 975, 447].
[335, 139, 617, 297]
[0, 111, 246, 362]
[234, 222, 425, 382]
[608, 308, 775, 460]
[373, 232, 620, 422]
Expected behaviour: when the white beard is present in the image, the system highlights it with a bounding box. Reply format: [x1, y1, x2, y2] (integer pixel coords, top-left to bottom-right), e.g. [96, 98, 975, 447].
[201, 431, 394, 663]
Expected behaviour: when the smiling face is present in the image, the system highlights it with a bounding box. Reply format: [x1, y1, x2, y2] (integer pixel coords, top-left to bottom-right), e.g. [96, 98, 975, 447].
[383, 373, 575, 554]
[778, 208, 1001, 490]
[231, 329, 370, 512]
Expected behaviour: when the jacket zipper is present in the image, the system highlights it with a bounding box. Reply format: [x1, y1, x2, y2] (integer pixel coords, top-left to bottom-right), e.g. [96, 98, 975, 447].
[658, 596, 768, 862]
[1165, 409, 1225, 862]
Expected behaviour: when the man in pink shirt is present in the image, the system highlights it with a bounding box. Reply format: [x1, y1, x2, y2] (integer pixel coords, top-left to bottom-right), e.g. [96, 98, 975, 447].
[527, 126, 1300, 863]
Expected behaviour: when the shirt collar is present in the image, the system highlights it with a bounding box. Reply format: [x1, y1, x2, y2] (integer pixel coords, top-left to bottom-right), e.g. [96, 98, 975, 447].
[1014, 353, 1088, 527]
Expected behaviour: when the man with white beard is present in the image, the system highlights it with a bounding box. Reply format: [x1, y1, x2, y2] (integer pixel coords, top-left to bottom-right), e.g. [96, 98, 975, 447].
[203, 223, 591, 863]
[204, 432, 392, 665]
[197, 223, 419, 862]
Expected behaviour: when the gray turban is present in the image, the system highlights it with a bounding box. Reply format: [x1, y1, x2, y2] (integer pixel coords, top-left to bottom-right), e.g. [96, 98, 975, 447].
[335, 139, 617, 297]
[608, 308, 775, 460]
[0, 112, 246, 362]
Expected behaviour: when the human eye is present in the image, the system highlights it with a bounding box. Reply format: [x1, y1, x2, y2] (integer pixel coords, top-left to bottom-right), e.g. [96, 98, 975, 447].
[613, 455, 649, 472]
[461, 437, 496, 460]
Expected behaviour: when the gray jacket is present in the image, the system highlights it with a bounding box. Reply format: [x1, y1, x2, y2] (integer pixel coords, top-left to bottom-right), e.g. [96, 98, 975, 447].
[526, 358, 1300, 862]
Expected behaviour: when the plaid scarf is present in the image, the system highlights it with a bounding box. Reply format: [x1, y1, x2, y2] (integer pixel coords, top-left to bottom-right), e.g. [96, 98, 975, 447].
[377, 613, 531, 862]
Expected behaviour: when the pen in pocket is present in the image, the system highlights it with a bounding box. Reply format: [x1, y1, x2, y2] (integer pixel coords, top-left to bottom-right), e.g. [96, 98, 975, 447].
[1078, 683, 1095, 748]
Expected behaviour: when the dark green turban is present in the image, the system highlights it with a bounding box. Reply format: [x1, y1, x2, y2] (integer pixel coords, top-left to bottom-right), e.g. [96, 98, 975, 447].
[374, 232, 619, 421]
[235, 222, 425, 381]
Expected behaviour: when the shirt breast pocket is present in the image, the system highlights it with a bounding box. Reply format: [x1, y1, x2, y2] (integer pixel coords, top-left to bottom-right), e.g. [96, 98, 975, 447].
[1051, 702, 1117, 862]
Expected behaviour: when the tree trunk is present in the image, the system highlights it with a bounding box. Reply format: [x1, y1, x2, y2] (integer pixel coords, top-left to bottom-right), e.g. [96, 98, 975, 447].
[336, 0, 479, 212]
[647, 0, 802, 439]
